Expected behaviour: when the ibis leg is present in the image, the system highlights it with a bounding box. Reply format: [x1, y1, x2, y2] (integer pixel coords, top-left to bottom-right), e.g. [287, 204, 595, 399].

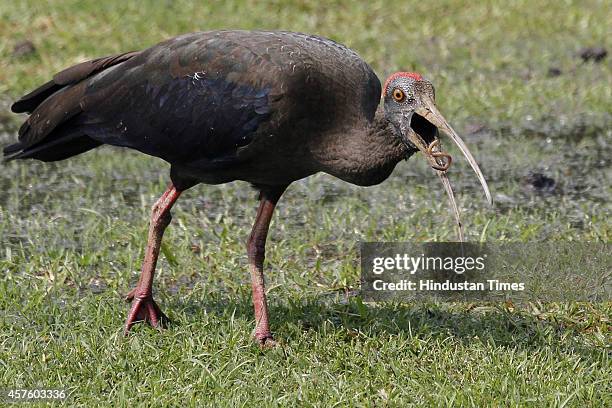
[247, 187, 286, 347]
[124, 184, 182, 335]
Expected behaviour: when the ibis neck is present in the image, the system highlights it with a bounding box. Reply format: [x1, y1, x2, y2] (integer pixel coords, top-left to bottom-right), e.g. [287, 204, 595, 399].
[310, 107, 413, 186]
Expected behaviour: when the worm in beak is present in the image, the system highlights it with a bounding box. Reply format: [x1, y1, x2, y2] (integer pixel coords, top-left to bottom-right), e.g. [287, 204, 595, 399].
[403, 96, 492, 241]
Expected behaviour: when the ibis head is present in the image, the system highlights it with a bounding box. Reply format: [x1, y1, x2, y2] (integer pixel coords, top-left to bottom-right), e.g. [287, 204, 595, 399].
[382, 72, 492, 206]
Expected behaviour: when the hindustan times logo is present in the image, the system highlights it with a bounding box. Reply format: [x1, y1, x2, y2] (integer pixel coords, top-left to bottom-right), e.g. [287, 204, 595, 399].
[372, 253, 486, 275]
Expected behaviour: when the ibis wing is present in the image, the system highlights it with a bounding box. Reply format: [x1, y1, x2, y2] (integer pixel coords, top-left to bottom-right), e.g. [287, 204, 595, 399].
[53, 32, 290, 166]
[79, 70, 275, 165]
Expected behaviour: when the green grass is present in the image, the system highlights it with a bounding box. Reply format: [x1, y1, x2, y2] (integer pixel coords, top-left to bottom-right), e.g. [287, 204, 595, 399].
[0, 0, 610, 406]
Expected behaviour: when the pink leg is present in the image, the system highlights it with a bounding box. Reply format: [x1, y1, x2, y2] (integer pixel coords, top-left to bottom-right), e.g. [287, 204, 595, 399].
[124, 184, 182, 335]
[247, 187, 286, 347]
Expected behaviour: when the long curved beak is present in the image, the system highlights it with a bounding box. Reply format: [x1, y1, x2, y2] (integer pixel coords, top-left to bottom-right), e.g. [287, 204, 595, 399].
[400, 96, 492, 242]
[414, 96, 492, 206]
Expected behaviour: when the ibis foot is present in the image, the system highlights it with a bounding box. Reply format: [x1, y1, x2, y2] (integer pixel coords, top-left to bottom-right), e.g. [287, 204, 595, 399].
[124, 289, 169, 335]
[255, 334, 278, 349]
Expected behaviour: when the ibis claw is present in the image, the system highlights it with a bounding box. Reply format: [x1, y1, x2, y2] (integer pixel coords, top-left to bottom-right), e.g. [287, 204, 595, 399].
[124, 291, 169, 335]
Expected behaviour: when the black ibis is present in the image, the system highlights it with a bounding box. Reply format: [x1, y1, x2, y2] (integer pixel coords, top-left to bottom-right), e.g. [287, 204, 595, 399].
[4, 30, 491, 346]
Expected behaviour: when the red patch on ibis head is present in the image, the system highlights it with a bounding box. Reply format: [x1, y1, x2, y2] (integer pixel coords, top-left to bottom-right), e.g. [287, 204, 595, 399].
[383, 72, 423, 94]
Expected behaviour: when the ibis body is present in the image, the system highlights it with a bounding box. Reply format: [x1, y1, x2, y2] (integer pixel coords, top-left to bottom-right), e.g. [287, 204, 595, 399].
[5, 30, 490, 346]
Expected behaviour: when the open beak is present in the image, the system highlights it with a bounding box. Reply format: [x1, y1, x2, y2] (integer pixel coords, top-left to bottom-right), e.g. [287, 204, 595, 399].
[401, 95, 492, 241]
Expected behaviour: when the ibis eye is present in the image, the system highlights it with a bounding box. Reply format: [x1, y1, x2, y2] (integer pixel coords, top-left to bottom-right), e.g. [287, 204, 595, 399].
[392, 88, 405, 102]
